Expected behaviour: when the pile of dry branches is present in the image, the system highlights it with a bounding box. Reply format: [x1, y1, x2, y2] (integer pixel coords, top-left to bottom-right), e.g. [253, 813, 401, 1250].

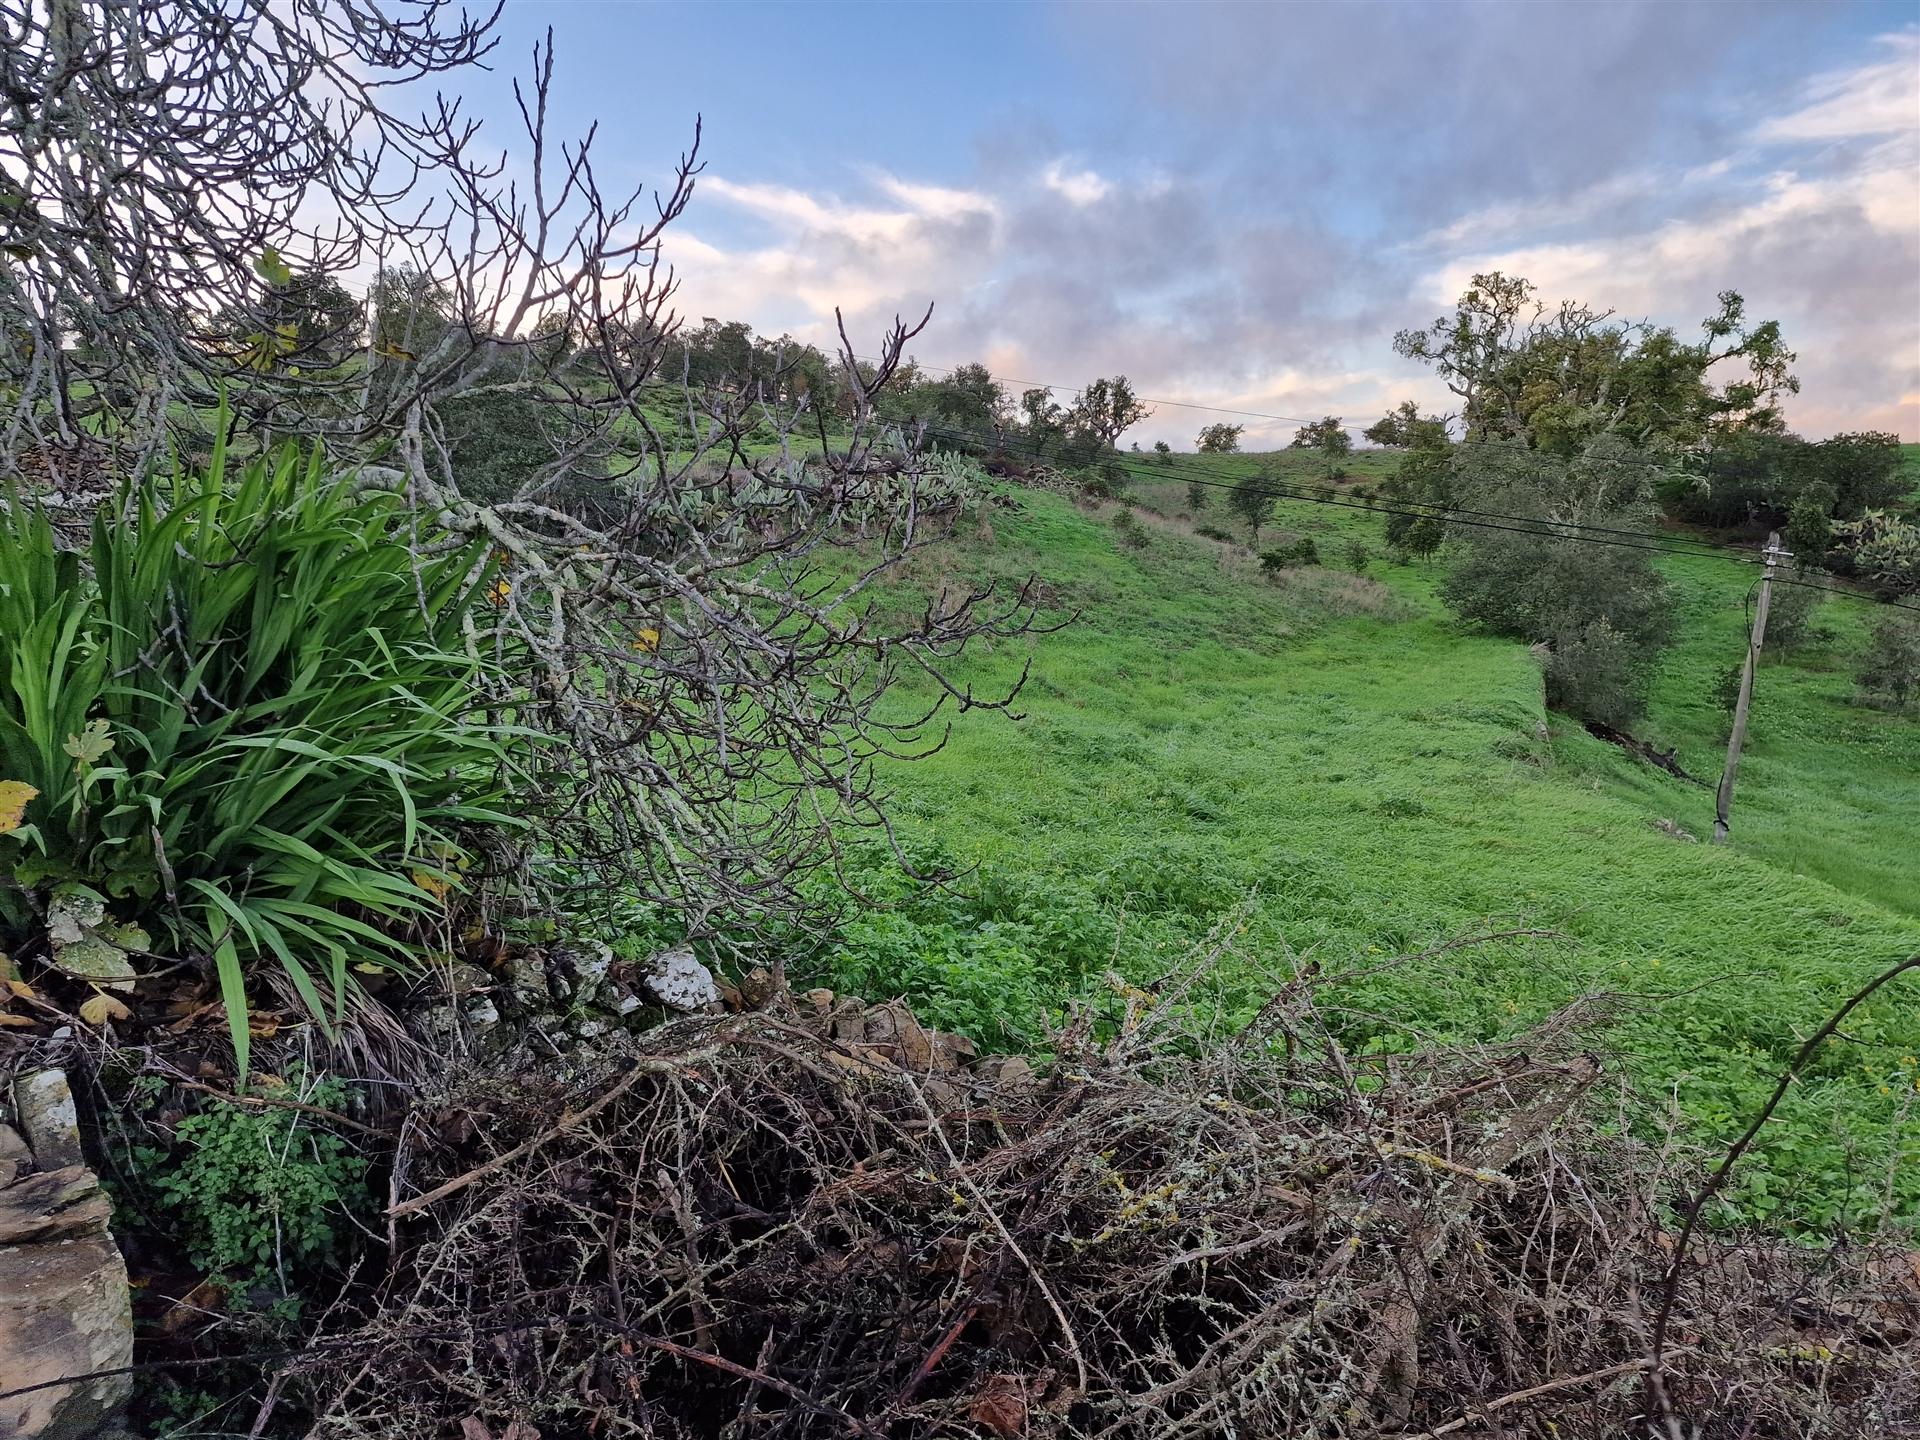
[284, 954, 1918, 1440]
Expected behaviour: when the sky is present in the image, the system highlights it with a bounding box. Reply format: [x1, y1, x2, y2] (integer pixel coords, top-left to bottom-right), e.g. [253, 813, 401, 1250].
[472, 0, 1920, 445]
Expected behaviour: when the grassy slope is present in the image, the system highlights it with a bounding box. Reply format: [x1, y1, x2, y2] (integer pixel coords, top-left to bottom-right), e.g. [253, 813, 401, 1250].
[837, 452, 1920, 1229]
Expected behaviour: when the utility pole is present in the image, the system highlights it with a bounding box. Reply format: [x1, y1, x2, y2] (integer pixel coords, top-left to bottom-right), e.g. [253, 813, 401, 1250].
[1713, 531, 1787, 844]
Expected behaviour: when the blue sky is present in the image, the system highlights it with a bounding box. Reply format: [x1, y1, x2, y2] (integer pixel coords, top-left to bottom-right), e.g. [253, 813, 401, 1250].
[476, 1, 1919, 442]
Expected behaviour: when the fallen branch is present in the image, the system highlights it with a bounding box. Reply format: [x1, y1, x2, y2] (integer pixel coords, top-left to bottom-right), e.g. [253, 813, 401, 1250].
[385, 1054, 698, 1219]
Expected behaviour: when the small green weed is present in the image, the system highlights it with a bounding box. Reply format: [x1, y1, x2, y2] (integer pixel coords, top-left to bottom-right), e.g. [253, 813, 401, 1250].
[132, 1074, 369, 1310]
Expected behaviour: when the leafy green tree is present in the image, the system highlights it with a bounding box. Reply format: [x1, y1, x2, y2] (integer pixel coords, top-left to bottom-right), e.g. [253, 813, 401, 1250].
[279, 274, 364, 364]
[1394, 271, 1797, 453]
[370, 264, 452, 359]
[1020, 386, 1064, 442]
[1289, 416, 1344, 450]
[1196, 422, 1243, 453]
[1186, 479, 1208, 512]
[1290, 415, 1352, 479]
[1152, 439, 1174, 465]
[1067, 375, 1152, 447]
[678, 317, 756, 387]
[1664, 430, 1904, 545]
[1228, 472, 1276, 543]
[1381, 425, 1454, 562]
[529, 312, 576, 368]
[211, 270, 365, 376]
[876, 361, 1008, 447]
[918, 362, 1007, 438]
[1785, 493, 1834, 566]
[1362, 400, 1446, 448]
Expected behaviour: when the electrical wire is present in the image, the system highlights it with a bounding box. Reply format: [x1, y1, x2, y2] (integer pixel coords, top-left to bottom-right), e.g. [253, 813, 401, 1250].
[921, 420, 1740, 562]
[910, 418, 1920, 614]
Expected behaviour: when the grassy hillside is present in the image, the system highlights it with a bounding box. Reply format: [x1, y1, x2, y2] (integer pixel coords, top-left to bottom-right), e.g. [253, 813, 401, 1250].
[809, 455, 1920, 1231]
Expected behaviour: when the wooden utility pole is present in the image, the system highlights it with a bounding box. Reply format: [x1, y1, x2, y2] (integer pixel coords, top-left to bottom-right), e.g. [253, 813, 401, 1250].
[1713, 532, 1787, 844]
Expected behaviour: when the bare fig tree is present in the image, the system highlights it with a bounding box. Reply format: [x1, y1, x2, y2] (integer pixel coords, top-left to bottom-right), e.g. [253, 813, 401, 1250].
[1, 0, 1042, 950]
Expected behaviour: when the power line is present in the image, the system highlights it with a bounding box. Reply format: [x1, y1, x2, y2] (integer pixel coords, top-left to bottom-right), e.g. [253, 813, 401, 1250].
[913, 419, 1920, 614]
[922, 420, 1735, 562]
[905, 412, 1818, 568]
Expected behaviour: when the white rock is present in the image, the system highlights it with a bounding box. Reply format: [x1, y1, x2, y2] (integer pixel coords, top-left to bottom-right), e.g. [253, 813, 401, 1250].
[639, 946, 721, 1012]
[13, 1073, 84, 1173]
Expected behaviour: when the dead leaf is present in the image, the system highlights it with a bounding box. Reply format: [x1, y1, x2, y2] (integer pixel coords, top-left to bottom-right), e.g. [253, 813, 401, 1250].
[247, 1011, 280, 1039]
[158, 1276, 226, 1336]
[459, 1420, 494, 1440]
[7, 978, 35, 1001]
[0, 779, 37, 833]
[968, 1375, 1028, 1437]
[631, 625, 661, 653]
[822, 1044, 894, 1079]
[78, 991, 131, 1026]
[0, 1013, 36, 1028]
[502, 1423, 540, 1440]
[412, 867, 453, 903]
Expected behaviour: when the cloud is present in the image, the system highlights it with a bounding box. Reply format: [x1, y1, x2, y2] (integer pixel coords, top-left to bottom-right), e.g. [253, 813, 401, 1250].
[665, 172, 1000, 333]
[1417, 171, 1666, 250]
[1040, 161, 1111, 206]
[667, 160, 1421, 444]
[652, 16, 1916, 442]
[1757, 30, 1920, 142]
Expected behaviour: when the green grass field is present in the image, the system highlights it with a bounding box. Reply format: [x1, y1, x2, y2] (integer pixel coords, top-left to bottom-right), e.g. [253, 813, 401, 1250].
[805, 450, 1920, 1231]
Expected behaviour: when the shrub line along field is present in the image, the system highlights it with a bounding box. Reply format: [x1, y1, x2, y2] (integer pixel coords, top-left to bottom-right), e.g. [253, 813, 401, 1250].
[807, 447, 1920, 1231]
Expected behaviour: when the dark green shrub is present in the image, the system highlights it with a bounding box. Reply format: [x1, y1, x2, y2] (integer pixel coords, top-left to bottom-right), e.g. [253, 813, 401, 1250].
[1111, 509, 1149, 549]
[440, 387, 619, 521]
[1343, 538, 1372, 573]
[1437, 445, 1672, 726]
[1856, 614, 1920, 709]
[1713, 661, 1746, 718]
[1195, 523, 1236, 545]
[1785, 495, 1832, 567]
[0, 435, 524, 1072]
[1259, 537, 1320, 575]
[1542, 618, 1646, 730]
